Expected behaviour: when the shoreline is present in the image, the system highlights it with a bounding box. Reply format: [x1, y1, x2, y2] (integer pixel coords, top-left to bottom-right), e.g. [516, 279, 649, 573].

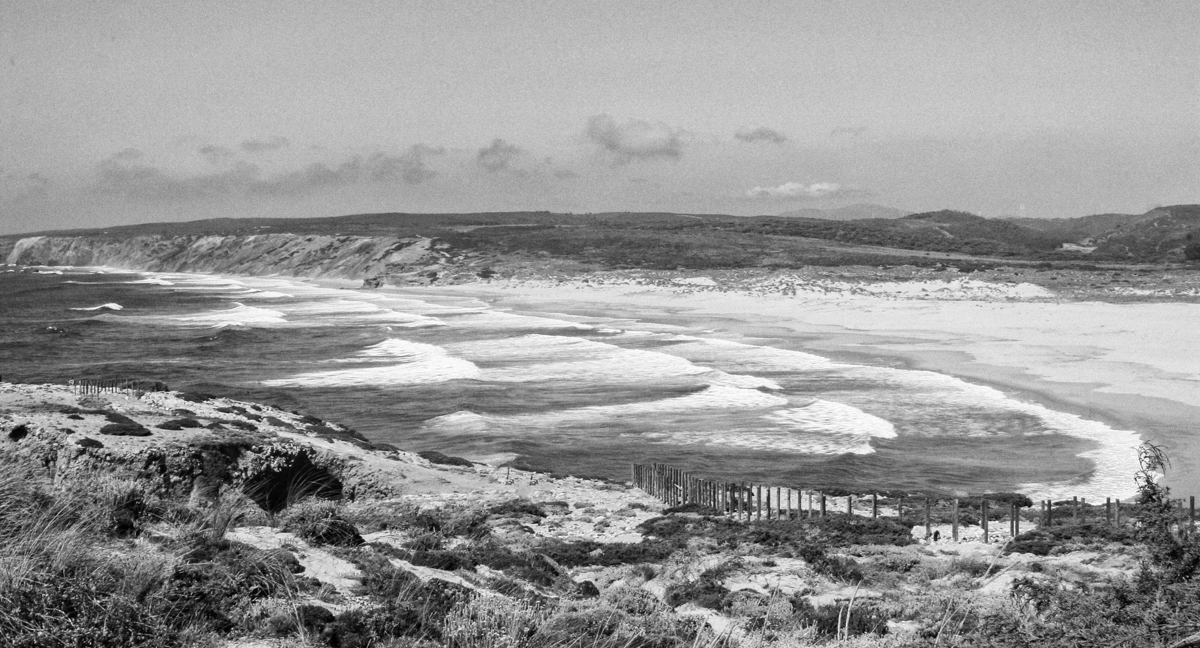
[15, 265, 1196, 498]
[411, 279, 1200, 496]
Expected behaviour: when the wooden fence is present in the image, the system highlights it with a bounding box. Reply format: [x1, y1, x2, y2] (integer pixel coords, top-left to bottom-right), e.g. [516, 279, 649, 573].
[632, 462, 1198, 542]
[69, 378, 169, 398]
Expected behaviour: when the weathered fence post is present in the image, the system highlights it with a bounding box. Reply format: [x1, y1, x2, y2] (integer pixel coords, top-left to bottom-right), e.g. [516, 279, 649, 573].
[766, 488, 772, 520]
[1073, 496, 1079, 524]
[924, 498, 931, 539]
[1115, 498, 1120, 526]
[846, 495, 853, 517]
[872, 493, 878, 519]
[1106, 497, 1112, 525]
[1191, 496, 1196, 533]
[952, 499, 960, 541]
[982, 499, 989, 543]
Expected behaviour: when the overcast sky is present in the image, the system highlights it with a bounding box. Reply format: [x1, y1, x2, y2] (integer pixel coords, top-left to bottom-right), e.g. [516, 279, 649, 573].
[1, 1, 1197, 234]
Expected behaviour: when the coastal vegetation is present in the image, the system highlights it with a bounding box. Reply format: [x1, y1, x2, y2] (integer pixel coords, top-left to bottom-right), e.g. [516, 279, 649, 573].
[3, 384, 1200, 647]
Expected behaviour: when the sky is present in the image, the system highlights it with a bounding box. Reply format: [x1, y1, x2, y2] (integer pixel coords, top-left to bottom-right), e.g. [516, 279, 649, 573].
[1, 0, 1198, 234]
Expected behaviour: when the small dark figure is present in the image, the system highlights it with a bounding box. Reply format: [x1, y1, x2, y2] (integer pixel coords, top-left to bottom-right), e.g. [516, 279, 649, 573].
[933, 530, 941, 542]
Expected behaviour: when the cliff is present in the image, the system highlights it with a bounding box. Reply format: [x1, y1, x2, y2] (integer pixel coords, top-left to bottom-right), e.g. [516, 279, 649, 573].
[4, 233, 456, 283]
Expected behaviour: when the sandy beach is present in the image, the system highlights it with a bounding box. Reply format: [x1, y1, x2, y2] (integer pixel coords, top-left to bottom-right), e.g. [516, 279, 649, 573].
[418, 275, 1200, 496]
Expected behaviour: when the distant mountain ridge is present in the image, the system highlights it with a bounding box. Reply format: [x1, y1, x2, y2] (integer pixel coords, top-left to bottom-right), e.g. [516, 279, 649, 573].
[776, 204, 912, 220]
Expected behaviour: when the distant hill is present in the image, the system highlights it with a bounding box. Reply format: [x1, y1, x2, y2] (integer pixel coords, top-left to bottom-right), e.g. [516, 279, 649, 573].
[777, 204, 911, 221]
[4, 205, 1199, 271]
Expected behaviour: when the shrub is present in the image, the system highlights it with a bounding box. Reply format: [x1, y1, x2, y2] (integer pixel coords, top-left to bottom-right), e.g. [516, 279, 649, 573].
[8, 424, 29, 441]
[488, 499, 546, 519]
[797, 545, 863, 583]
[417, 451, 474, 468]
[441, 596, 548, 648]
[791, 597, 891, 638]
[101, 422, 152, 437]
[278, 499, 363, 547]
[664, 577, 730, 610]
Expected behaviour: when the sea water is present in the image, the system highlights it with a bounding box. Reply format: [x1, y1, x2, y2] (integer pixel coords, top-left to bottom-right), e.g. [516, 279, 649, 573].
[0, 266, 1142, 499]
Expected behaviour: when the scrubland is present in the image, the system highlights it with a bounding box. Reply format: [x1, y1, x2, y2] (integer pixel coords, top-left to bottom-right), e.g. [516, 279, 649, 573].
[3, 385, 1200, 647]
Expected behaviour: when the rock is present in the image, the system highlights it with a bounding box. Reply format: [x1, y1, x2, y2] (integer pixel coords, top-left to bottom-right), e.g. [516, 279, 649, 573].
[76, 437, 103, 449]
[576, 580, 600, 598]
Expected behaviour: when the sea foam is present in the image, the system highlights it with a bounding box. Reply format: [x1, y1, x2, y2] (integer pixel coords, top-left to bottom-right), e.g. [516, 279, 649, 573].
[262, 339, 481, 387]
[70, 303, 124, 311]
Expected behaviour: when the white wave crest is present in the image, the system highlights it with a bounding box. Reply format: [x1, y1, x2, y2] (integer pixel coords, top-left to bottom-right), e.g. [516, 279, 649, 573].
[766, 400, 897, 439]
[70, 303, 124, 311]
[171, 303, 287, 328]
[263, 340, 480, 387]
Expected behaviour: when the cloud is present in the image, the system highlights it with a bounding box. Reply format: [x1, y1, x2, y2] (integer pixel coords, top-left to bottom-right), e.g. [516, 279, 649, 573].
[367, 145, 445, 184]
[735, 127, 788, 144]
[476, 138, 522, 173]
[94, 159, 261, 200]
[92, 144, 445, 201]
[198, 145, 235, 164]
[240, 136, 290, 153]
[746, 181, 870, 200]
[586, 114, 684, 163]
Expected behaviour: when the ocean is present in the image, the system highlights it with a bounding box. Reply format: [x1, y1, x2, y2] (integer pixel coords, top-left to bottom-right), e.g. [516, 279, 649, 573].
[0, 266, 1142, 499]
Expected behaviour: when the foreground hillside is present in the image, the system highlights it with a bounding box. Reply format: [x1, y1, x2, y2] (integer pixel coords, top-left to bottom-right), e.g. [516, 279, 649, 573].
[4, 382, 1200, 647]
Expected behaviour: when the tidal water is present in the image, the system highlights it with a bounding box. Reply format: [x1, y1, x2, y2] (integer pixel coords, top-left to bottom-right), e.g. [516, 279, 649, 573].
[0, 266, 1141, 499]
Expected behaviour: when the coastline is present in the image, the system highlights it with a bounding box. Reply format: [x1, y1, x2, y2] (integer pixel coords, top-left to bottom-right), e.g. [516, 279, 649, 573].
[413, 278, 1200, 496]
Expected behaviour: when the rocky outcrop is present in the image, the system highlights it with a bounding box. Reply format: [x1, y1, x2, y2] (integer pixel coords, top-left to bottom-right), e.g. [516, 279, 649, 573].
[5, 233, 447, 282]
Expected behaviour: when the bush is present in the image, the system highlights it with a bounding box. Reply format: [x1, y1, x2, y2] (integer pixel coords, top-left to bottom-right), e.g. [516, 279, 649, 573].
[417, 451, 474, 468]
[100, 423, 152, 437]
[278, 500, 363, 547]
[488, 499, 547, 519]
[797, 545, 864, 583]
[791, 597, 891, 638]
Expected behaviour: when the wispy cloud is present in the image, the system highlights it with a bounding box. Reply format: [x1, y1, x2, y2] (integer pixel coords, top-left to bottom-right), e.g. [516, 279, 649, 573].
[240, 136, 290, 153]
[586, 114, 683, 163]
[746, 181, 869, 200]
[198, 145, 235, 165]
[735, 127, 788, 144]
[476, 138, 522, 173]
[91, 144, 445, 201]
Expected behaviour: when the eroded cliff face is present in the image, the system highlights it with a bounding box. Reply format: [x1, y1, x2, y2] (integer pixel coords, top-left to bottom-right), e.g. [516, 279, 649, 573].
[5, 233, 447, 282]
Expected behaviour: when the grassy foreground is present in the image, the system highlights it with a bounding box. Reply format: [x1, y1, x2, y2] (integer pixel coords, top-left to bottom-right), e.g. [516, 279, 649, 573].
[3, 408, 1200, 647]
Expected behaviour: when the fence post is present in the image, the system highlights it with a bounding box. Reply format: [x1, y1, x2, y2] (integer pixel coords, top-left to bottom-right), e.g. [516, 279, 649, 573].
[898, 496, 904, 525]
[925, 498, 931, 539]
[982, 499, 989, 544]
[872, 493, 878, 519]
[1014, 502, 1020, 537]
[1115, 498, 1120, 527]
[846, 495, 853, 517]
[766, 488, 772, 520]
[1073, 496, 1079, 524]
[1106, 497, 1112, 525]
[952, 499, 960, 541]
[1191, 496, 1195, 533]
